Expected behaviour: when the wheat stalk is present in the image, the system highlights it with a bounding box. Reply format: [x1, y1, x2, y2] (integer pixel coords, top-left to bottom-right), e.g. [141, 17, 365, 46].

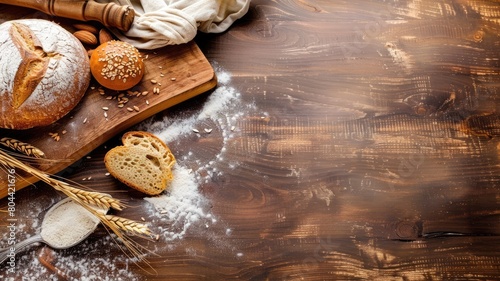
[0, 149, 124, 210]
[105, 215, 151, 236]
[0, 149, 154, 262]
[0, 137, 45, 158]
[58, 182, 124, 211]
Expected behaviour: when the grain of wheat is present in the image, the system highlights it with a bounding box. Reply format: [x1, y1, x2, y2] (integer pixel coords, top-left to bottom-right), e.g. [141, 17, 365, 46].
[0, 137, 46, 158]
[105, 215, 151, 236]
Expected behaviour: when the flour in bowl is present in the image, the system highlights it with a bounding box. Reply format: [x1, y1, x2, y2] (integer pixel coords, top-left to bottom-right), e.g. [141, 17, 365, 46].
[40, 199, 101, 249]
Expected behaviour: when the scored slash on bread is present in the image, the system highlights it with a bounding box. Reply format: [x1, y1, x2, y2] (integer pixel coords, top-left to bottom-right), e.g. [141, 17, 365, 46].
[104, 131, 176, 196]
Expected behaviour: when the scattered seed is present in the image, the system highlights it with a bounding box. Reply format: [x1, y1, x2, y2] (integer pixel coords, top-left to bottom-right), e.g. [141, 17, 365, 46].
[118, 104, 124, 108]
[141, 217, 145, 221]
[150, 79, 157, 84]
[104, 112, 108, 118]
[170, 77, 176, 81]
[204, 128, 213, 133]
[141, 91, 149, 96]
[83, 117, 88, 124]
[231, 126, 236, 131]
[105, 172, 110, 176]
[146, 100, 150, 105]
[133, 105, 140, 112]
[62, 130, 67, 135]
[192, 128, 200, 133]
[126, 107, 134, 112]
[49, 132, 61, 141]
[102, 107, 109, 111]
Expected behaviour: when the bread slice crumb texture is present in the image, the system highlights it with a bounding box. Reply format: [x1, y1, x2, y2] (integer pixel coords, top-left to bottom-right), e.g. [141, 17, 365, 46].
[105, 146, 167, 195]
[104, 131, 176, 196]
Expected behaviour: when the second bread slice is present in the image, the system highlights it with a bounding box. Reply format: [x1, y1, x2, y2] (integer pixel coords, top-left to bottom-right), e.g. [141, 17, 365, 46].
[104, 131, 176, 196]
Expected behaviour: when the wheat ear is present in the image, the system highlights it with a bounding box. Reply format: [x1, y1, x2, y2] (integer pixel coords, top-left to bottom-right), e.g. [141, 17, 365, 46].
[0, 137, 45, 158]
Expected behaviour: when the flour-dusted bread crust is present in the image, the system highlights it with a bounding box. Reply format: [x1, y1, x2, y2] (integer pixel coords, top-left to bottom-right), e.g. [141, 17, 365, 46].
[0, 19, 91, 130]
[104, 131, 176, 196]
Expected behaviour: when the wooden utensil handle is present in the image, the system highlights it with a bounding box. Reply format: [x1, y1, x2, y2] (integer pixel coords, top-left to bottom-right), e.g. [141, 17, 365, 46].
[0, 0, 135, 31]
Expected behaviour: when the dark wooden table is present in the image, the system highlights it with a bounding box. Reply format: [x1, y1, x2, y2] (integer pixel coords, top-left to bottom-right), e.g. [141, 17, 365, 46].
[1, 0, 500, 280]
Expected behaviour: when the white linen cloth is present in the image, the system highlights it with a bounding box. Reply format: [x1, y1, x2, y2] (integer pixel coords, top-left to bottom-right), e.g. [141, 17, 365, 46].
[98, 0, 250, 49]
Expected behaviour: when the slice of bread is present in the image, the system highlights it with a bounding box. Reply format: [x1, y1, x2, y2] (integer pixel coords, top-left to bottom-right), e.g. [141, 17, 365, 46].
[104, 131, 176, 196]
[122, 131, 176, 175]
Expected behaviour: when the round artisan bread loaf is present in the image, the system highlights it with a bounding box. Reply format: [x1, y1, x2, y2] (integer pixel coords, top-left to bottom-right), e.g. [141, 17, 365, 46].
[90, 40, 144, 91]
[0, 19, 91, 130]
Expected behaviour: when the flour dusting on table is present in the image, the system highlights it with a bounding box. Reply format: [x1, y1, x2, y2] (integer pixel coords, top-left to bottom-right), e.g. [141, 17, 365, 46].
[144, 165, 212, 242]
[141, 63, 247, 242]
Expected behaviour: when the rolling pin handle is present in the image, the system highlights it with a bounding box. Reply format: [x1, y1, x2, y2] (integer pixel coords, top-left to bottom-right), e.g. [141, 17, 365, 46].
[84, 2, 135, 32]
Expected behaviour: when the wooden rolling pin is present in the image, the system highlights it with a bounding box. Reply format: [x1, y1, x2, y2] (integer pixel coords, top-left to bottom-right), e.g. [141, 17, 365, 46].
[0, 0, 135, 31]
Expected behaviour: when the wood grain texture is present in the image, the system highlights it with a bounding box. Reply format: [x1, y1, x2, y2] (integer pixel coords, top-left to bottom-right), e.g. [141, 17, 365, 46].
[1, 0, 499, 280]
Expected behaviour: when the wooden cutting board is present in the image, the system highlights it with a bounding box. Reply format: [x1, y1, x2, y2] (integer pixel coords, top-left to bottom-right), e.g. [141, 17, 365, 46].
[0, 6, 217, 198]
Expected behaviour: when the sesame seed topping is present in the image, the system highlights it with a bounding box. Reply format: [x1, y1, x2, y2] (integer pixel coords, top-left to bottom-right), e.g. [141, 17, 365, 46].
[99, 41, 143, 85]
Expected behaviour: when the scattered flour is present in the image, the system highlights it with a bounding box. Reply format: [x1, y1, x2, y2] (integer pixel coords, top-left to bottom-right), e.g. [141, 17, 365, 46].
[385, 41, 413, 71]
[0, 235, 138, 281]
[141, 63, 250, 242]
[144, 165, 211, 242]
